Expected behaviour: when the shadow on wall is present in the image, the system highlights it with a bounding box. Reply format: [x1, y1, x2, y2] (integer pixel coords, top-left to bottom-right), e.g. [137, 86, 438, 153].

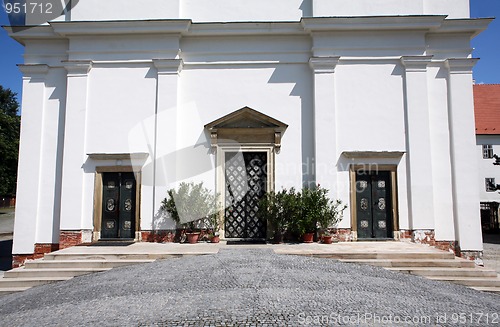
[0, 240, 13, 271]
[268, 64, 314, 187]
[300, 0, 312, 17]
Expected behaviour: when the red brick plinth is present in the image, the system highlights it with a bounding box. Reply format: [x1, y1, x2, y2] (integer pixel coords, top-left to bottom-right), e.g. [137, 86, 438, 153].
[12, 243, 59, 268]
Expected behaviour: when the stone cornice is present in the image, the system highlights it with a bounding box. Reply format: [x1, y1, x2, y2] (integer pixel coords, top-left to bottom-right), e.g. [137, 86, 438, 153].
[4, 17, 492, 43]
[62, 60, 93, 76]
[342, 151, 405, 159]
[152, 59, 183, 75]
[434, 18, 493, 37]
[50, 19, 191, 36]
[3, 25, 58, 45]
[445, 58, 479, 74]
[309, 56, 340, 73]
[401, 55, 433, 72]
[188, 22, 304, 36]
[17, 64, 49, 79]
[88, 153, 149, 161]
[302, 15, 446, 32]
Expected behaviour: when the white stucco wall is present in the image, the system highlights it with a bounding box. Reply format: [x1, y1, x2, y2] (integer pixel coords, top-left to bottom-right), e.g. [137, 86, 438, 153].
[69, 0, 180, 21]
[57, 0, 470, 22]
[86, 67, 157, 154]
[313, 0, 469, 19]
[9, 10, 489, 255]
[477, 135, 500, 202]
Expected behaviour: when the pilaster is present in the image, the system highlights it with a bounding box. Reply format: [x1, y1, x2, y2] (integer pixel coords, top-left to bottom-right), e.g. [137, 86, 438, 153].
[148, 59, 183, 229]
[445, 58, 482, 251]
[59, 60, 93, 231]
[309, 56, 340, 193]
[401, 56, 435, 230]
[12, 64, 49, 254]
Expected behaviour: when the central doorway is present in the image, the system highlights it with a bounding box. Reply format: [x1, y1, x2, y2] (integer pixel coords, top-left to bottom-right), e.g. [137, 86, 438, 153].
[224, 152, 267, 239]
[100, 172, 137, 239]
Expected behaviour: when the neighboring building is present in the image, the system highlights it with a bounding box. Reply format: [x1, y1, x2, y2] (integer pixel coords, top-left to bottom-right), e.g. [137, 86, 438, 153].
[5, 0, 492, 266]
[475, 84, 500, 232]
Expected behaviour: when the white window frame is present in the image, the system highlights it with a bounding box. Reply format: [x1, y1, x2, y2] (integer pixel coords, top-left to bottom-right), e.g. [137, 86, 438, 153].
[483, 145, 494, 159]
[485, 178, 496, 192]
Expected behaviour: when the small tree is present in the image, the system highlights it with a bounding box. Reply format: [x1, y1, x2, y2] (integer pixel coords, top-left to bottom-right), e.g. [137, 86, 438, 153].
[159, 182, 219, 232]
[0, 86, 21, 197]
[259, 187, 301, 242]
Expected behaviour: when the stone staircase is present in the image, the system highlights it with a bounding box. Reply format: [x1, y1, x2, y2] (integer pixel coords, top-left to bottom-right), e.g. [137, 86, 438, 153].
[1, 243, 499, 296]
[0, 252, 156, 296]
[335, 252, 500, 294]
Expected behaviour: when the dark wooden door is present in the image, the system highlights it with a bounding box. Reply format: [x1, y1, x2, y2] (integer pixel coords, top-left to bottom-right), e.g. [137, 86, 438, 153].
[356, 171, 392, 239]
[101, 172, 136, 239]
[224, 152, 267, 239]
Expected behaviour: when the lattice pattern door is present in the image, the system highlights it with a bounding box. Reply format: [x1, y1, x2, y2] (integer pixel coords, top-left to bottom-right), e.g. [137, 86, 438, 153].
[225, 152, 267, 239]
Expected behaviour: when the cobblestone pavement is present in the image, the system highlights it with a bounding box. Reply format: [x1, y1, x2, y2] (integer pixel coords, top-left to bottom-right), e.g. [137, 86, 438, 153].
[0, 248, 499, 326]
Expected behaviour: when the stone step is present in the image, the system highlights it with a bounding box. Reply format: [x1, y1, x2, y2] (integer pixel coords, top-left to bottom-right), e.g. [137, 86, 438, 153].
[43, 253, 183, 261]
[0, 286, 32, 296]
[426, 276, 500, 287]
[386, 267, 498, 278]
[470, 286, 500, 294]
[3, 267, 111, 278]
[24, 259, 155, 269]
[0, 276, 72, 288]
[310, 252, 455, 260]
[340, 258, 475, 268]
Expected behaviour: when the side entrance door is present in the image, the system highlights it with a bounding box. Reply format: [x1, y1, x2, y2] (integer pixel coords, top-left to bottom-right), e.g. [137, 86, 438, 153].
[224, 152, 267, 240]
[101, 172, 136, 239]
[356, 171, 393, 239]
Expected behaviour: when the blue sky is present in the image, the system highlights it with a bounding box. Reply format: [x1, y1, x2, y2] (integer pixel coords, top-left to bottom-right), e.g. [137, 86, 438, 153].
[0, 0, 499, 103]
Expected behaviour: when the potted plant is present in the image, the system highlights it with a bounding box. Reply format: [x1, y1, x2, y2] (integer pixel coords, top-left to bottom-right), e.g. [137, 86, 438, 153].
[208, 210, 222, 243]
[297, 186, 328, 242]
[321, 229, 334, 244]
[318, 199, 347, 244]
[259, 188, 300, 243]
[159, 182, 218, 244]
[294, 185, 347, 243]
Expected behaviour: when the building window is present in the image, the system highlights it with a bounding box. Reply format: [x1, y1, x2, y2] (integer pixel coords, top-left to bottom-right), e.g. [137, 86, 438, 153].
[483, 145, 494, 159]
[486, 178, 496, 192]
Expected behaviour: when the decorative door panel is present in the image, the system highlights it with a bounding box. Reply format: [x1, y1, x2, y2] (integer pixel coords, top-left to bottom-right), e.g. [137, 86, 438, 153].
[356, 171, 392, 239]
[101, 172, 136, 239]
[225, 152, 267, 239]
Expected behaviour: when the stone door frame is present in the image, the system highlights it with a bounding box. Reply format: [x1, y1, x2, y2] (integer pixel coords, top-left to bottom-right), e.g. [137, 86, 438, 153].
[93, 166, 142, 242]
[216, 145, 275, 239]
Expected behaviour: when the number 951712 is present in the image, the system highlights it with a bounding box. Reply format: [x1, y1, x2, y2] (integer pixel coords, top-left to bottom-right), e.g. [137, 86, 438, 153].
[4, 2, 53, 14]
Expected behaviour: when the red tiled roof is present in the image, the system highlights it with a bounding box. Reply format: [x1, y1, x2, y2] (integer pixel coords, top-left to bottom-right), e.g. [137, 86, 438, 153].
[474, 84, 500, 135]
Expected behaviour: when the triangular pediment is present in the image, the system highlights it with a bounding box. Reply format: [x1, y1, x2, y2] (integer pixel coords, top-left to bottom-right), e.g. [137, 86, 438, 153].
[205, 107, 288, 131]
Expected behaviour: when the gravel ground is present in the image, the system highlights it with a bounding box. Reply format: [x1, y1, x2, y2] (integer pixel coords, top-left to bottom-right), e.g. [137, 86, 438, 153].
[0, 248, 499, 327]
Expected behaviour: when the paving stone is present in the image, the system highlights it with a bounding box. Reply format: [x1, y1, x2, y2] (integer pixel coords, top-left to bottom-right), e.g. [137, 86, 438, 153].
[0, 248, 498, 326]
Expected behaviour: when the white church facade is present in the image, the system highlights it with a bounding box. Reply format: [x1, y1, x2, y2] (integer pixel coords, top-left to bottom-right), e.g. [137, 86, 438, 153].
[6, 0, 491, 266]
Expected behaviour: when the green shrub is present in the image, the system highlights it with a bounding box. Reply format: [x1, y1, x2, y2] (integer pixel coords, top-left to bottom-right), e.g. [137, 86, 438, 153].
[259, 188, 301, 240]
[160, 182, 219, 231]
[258, 184, 346, 239]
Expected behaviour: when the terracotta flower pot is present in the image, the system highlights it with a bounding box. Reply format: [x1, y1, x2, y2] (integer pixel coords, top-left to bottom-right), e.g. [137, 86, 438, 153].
[186, 232, 200, 244]
[302, 232, 314, 243]
[322, 235, 333, 244]
[273, 232, 284, 244]
[211, 235, 220, 243]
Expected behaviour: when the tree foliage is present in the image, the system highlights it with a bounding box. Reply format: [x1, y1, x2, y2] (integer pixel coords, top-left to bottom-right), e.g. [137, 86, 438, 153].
[0, 86, 21, 196]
